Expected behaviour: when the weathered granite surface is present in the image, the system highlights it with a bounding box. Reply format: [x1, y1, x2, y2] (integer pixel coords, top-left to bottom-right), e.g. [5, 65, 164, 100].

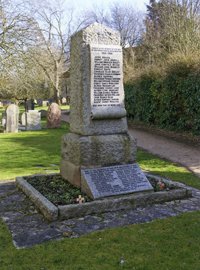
[61, 133, 136, 166]
[61, 132, 136, 186]
[70, 23, 127, 135]
[1, 180, 200, 248]
[61, 23, 136, 189]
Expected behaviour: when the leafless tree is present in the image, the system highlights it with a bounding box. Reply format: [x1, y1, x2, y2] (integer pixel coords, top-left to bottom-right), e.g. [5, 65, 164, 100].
[109, 3, 144, 47]
[143, 0, 200, 64]
[0, 51, 47, 100]
[24, 0, 86, 103]
[0, 0, 36, 60]
[81, 4, 110, 25]
[82, 2, 144, 47]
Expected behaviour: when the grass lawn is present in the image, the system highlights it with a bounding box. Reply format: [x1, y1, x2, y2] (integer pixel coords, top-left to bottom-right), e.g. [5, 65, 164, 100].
[0, 123, 69, 180]
[0, 124, 200, 269]
[1, 212, 200, 270]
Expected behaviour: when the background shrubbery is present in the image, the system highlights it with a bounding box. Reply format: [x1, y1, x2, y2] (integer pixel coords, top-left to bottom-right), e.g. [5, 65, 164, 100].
[125, 57, 200, 134]
[124, 0, 200, 135]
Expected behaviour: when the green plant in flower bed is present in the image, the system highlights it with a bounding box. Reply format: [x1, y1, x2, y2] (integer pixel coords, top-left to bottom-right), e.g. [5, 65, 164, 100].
[26, 174, 91, 205]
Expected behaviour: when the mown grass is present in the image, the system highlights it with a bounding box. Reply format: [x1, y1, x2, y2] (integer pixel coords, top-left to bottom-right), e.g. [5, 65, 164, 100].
[0, 124, 200, 269]
[1, 212, 200, 269]
[1, 124, 199, 189]
[0, 123, 69, 180]
[137, 150, 200, 190]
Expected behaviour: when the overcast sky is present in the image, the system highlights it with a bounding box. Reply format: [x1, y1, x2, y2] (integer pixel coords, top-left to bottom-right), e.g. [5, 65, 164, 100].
[67, 0, 147, 12]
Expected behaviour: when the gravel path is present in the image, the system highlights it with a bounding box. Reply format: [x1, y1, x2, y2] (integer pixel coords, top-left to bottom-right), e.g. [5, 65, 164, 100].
[129, 129, 200, 178]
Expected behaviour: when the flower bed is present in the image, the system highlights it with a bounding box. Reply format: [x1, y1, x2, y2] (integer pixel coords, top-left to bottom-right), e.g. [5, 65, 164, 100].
[16, 173, 192, 221]
[26, 174, 91, 206]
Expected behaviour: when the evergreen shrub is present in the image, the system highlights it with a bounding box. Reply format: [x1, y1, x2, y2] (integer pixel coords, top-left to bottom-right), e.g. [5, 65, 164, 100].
[125, 59, 200, 134]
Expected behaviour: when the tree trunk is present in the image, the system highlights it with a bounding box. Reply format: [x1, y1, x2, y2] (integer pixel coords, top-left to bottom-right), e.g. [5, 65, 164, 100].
[53, 87, 61, 104]
[53, 61, 61, 105]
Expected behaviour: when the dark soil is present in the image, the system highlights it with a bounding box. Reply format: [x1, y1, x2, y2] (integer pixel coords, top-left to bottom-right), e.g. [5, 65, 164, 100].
[26, 174, 177, 207]
[26, 174, 91, 206]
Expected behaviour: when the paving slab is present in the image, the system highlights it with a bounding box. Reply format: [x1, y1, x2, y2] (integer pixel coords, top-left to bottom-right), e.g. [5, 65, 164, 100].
[1, 181, 200, 248]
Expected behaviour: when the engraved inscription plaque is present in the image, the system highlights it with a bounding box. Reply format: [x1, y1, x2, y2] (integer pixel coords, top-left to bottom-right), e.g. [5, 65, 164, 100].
[81, 163, 153, 199]
[90, 44, 126, 119]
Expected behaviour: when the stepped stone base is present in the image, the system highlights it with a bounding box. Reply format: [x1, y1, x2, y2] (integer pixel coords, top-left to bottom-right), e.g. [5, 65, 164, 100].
[60, 132, 136, 187]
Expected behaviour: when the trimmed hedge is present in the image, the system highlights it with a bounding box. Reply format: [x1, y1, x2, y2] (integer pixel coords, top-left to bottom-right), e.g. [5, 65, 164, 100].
[125, 60, 200, 134]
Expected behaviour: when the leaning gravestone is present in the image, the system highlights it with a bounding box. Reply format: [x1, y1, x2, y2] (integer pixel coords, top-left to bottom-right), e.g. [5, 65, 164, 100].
[47, 103, 61, 128]
[61, 23, 153, 199]
[21, 110, 41, 130]
[6, 104, 19, 133]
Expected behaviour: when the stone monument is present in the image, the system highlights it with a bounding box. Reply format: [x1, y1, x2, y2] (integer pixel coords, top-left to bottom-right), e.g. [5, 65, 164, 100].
[61, 23, 153, 198]
[47, 103, 61, 128]
[21, 110, 41, 130]
[6, 104, 19, 133]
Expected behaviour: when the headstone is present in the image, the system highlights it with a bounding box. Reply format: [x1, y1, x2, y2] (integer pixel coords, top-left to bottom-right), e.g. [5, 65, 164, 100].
[1, 111, 6, 129]
[47, 103, 61, 128]
[21, 110, 41, 130]
[39, 109, 47, 118]
[6, 104, 19, 133]
[26, 99, 34, 111]
[61, 97, 67, 105]
[42, 101, 48, 107]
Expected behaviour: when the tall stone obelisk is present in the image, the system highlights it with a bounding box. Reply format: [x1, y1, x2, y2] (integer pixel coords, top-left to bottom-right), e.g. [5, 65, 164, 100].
[61, 23, 152, 199]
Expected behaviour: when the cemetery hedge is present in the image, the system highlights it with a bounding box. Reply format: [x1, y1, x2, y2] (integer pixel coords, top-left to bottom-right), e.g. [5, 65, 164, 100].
[125, 58, 200, 135]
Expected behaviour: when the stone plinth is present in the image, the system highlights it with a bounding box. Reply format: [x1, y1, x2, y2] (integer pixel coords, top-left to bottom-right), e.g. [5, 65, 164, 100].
[61, 23, 137, 194]
[61, 132, 136, 187]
